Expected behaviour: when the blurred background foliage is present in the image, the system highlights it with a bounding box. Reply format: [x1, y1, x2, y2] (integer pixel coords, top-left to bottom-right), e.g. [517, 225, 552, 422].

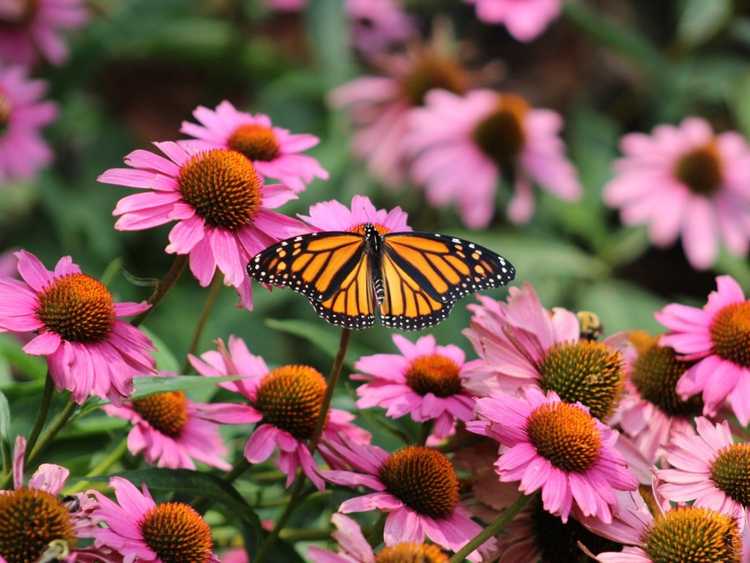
[3, 0, 750, 556]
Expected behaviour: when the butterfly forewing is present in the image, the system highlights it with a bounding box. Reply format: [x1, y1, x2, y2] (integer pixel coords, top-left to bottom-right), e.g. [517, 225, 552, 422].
[247, 231, 376, 329]
[378, 231, 515, 330]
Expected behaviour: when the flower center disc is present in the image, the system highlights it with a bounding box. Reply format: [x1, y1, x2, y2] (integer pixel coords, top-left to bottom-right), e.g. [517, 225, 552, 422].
[0, 93, 11, 134]
[529, 496, 622, 562]
[132, 391, 190, 438]
[375, 542, 448, 563]
[710, 444, 750, 508]
[538, 340, 625, 420]
[379, 446, 459, 519]
[631, 339, 702, 417]
[526, 403, 602, 473]
[405, 355, 462, 397]
[674, 144, 723, 196]
[227, 124, 280, 162]
[140, 502, 213, 563]
[644, 507, 740, 563]
[400, 55, 468, 106]
[178, 149, 262, 231]
[473, 94, 529, 168]
[255, 365, 326, 440]
[0, 488, 76, 563]
[710, 302, 750, 368]
[37, 273, 115, 343]
[0, 0, 38, 27]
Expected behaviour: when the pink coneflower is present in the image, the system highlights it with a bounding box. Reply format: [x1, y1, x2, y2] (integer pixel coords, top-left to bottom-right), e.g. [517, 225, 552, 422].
[220, 549, 249, 563]
[0, 437, 98, 562]
[189, 336, 369, 491]
[468, 387, 638, 524]
[463, 283, 629, 421]
[657, 417, 750, 527]
[582, 490, 743, 562]
[353, 334, 474, 442]
[0, 250, 154, 404]
[91, 476, 218, 562]
[330, 47, 469, 187]
[320, 440, 487, 560]
[406, 89, 581, 227]
[180, 101, 328, 193]
[466, 0, 561, 42]
[614, 331, 703, 464]
[308, 513, 451, 563]
[299, 194, 411, 233]
[347, 0, 414, 56]
[604, 118, 750, 270]
[0, 66, 57, 184]
[0, 0, 87, 65]
[104, 375, 259, 470]
[98, 141, 305, 310]
[656, 275, 750, 425]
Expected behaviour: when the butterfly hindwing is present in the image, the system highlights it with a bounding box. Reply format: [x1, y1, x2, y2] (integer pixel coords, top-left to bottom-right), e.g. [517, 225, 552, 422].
[248, 231, 376, 330]
[378, 231, 515, 330]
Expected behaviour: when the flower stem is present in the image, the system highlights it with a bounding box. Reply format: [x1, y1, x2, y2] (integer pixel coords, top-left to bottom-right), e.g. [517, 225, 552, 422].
[64, 437, 129, 495]
[132, 254, 188, 327]
[310, 328, 351, 451]
[183, 274, 223, 372]
[224, 457, 251, 483]
[254, 327, 352, 563]
[27, 398, 78, 465]
[25, 372, 55, 464]
[448, 493, 532, 563]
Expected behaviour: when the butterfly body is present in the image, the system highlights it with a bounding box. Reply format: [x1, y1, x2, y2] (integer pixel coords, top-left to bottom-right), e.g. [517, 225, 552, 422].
[248, 224, 515, 331]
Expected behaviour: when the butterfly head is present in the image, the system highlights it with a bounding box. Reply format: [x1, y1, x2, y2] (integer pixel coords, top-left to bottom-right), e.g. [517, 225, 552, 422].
[361, 222, 383, 254]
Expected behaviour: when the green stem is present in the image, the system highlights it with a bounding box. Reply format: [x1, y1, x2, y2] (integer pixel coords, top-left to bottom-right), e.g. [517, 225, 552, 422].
[279, 528, 331, 542]
[132, 255, 188, 327]
[65, 438, 129, 495]
[224, 457, 251, 483]
[27, 398, 78, 465]
[183, 274, 223, 372]
[448, 493, 532, 563]
[25, 373, 55, 463]
[254, 327, 352, 563]
[309, 328, 351, 451]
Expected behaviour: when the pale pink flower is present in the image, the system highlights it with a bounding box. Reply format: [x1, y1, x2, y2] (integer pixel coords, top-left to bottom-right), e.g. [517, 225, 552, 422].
[104, 374, 259, 470]
[468, 387, 638, 524]
[330, 49, 468, 187]
[1, 437, 98, 562]
[320, 440, 487, 561]
[300, 194, 410, 233]
[406, 89, 581, 227]
[0, 0, 87, 65]
[613, 331, 703, 464]
[98, 141, 306, 310]
[189, 336, 369, 491]
[353, 334, 475, 442]
[308, 513, 452, 563]
[0, 66, 57, 183]
[656, 275, 750, 425]
[180, 101, 328, 192]
[657, 417, 750, 526]
[91, 476, 219, 562]
[220, 549, 249, 563]
[466, 0, 561, 41]
[0, 250, 154, 404]
[605, 118, 750, 269]
[463, 283, 630, 421]
[347, 0, 414, 56]
[582, 490, 746, 562]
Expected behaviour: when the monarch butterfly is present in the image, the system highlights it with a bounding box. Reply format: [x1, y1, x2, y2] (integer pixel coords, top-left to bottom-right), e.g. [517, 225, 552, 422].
[247, 224, 515, 330]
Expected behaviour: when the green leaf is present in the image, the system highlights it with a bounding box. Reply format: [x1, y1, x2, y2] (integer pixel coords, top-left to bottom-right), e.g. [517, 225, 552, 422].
[132, 375, 241, 399]
[306, 0, 354, 88]
[265, 319, 373, 367]
[0, 390, 10, 444]
[733, 72, 750, 139]
[107, 468, 263, 555]
[139, 327, 180, 373]
[576, 280, 667, 334]
[677, 0, 732, 48]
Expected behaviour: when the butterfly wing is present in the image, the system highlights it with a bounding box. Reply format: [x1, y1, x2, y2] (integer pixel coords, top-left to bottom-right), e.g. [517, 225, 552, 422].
[378, 231, 515, 330]
[248, 232, 376, 330]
